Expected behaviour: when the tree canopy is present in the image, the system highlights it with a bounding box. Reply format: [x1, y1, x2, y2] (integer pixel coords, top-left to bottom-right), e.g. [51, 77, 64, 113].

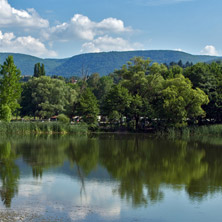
[0, 55, 219, 129]
[21, 76, 77, 118]
[0, 56, 22, 122]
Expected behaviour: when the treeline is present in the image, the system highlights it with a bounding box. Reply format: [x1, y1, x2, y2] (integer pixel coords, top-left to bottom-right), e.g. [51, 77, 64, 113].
[167, 60, 193, 68]
[0, 56, 221, 130]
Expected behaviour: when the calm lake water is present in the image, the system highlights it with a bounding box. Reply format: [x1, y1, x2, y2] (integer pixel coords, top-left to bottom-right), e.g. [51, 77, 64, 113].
[0, 134, 222, 222]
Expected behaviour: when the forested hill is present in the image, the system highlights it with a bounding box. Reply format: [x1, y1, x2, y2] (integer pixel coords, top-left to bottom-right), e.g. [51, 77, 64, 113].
[0, 53, 67, 76]
[0, 50, 221, 77]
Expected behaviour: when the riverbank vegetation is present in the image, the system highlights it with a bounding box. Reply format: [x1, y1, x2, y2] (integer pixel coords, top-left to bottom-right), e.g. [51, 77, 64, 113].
[0, 122, 88, 135]
[157, 124, 222, 139]
[0, 55, 221, 134]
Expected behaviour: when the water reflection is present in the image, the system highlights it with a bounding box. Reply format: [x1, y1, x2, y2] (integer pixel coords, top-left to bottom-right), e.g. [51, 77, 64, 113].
[0, 142, 19, 208]
[0, 134, 221, 209]
[99, 136, 208, 206]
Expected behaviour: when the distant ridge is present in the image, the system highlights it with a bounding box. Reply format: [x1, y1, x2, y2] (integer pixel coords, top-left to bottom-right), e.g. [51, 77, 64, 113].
[0, 53, 67, 76]
[0, 50, 220, 77]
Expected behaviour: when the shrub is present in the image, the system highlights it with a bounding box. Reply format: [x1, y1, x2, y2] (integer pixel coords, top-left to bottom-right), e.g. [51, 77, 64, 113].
[57, 114, 70, 124]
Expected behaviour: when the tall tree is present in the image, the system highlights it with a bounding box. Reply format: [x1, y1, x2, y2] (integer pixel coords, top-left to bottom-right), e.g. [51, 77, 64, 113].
[158, 74, 209, 127]
[76, 88, 99, 126]
[117, 57, 151, 96]
[102, 84, 132, 124]
[93, 76, 114, 102]
[0, 56, 22, 122]
[34, 63, 46, 77]
[87, 73, 100, 89]
[109, 57, 154, 128]
[184, 62, 221, 122]
[41, 63, 46, 76]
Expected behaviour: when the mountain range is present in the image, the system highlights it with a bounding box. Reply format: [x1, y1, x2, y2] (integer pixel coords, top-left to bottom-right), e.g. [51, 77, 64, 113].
[0, 50, 221, 77]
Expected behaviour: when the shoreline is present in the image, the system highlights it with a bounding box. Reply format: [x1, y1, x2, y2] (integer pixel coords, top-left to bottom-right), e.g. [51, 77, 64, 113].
[0, 121, 221, 137]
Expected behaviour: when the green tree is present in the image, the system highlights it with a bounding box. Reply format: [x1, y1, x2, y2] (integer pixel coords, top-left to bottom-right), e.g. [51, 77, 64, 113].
[126, 94, 143, 130]
[76, 88, 99, 126]
[158, 75, 209, 127]
[93, 76, 113, 102]
[113, 58, 167, 129]
[117, 57, 151, 96]
[20, 76, 77, 118]
[102, 84, 132, 125]
[184, 62, 222, 122]
[34, 63, 46, 77]
[149, 62, 168, 78]
[110, 57, 153, 128]
[0, 105, 12, 122]
[0, 56, 22, 121]
[168, 65, 183, 78]
[87, 73, 100, 89]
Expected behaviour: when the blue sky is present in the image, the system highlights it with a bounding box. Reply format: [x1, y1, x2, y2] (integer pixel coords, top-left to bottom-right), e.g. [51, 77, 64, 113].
[0, 0, 221, 58]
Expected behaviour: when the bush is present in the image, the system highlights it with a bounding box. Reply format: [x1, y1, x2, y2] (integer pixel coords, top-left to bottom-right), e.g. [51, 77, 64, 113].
[57, 114, 70, 124]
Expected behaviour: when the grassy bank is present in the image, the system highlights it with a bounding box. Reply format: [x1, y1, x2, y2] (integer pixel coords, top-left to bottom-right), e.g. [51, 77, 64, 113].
[0, 122, 88, 135]
[157, 124, 222, 139]
[0, 121, 221, 137]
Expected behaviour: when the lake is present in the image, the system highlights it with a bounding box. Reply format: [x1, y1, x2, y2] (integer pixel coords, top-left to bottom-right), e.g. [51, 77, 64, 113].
[0, 134, 222, 222]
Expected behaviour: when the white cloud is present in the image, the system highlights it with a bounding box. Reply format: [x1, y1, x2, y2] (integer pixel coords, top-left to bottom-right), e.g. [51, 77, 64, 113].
[0, 30, 57, 57]
[97, 17, 131, 33]
[201, 45, 219, 56]
[0, 0, 49, 28]
[18, 182, 42, 198]
[174, 48, 183, 52]
[49, 14, 132, 41]
[0, 1, 138, 57]
[81, 35, 142, 53]
[68, 180, 121, 221]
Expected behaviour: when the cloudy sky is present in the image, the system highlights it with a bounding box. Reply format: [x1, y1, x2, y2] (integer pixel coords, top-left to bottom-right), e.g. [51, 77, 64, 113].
[0, 0, 221, 58]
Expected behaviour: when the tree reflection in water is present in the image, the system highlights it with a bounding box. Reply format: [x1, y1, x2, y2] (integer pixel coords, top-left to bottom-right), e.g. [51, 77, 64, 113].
[0, 142, 19, 208]
[0, 135, 221, 208]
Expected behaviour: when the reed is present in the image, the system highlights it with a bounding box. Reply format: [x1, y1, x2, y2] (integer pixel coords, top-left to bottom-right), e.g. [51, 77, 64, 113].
[158, 124, 222, 139]
[0, 122, 88, 135]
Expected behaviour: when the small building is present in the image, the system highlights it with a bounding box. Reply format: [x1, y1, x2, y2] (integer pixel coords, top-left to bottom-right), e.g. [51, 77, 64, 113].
[50, 116, 58, 121]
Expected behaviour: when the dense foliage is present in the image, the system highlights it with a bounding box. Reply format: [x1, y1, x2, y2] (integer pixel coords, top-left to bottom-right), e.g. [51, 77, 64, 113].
[0, 56, 22, 122]
[20, 76, 77, 118]
[101, 58, 210, 129]
[0, 55, 221, 131]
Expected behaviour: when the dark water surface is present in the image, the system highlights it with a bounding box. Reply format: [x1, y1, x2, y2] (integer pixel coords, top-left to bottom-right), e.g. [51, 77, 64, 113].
[0, 134, 222, 222]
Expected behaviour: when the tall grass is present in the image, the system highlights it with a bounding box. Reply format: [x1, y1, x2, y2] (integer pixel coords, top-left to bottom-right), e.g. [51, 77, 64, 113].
[190, 124, 222, 136]
[0, 122, 88, 135]
[0, 122, 221, 137]
[156, 124, 222, 139]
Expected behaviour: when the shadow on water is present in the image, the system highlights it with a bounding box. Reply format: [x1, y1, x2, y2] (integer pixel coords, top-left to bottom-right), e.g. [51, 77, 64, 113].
[0, 134, 222, 208]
